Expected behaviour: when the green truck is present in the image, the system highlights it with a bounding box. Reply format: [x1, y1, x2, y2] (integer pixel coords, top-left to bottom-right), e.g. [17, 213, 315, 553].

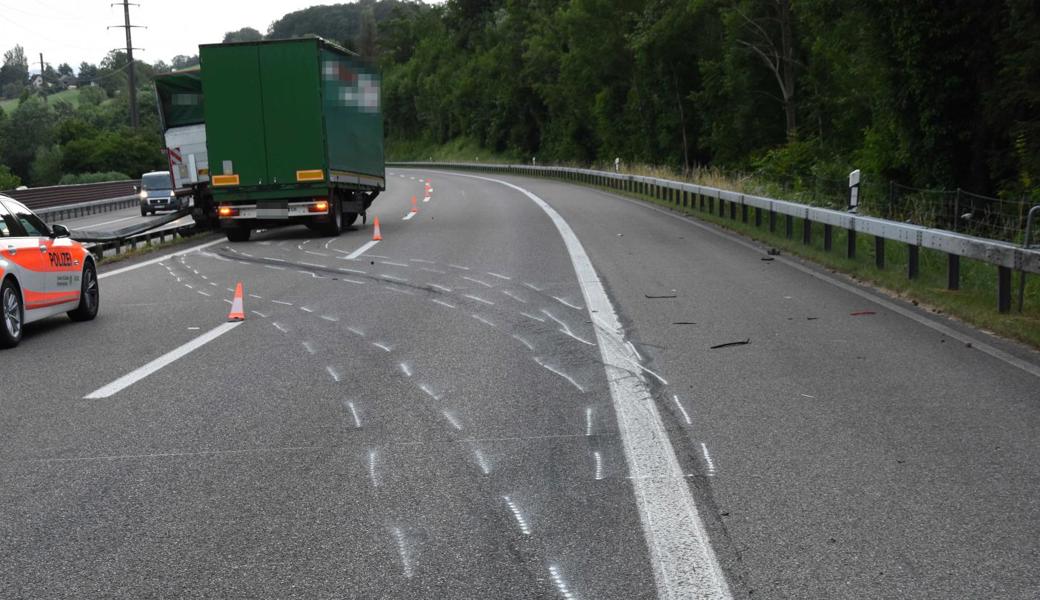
[196, 38, 384, 242]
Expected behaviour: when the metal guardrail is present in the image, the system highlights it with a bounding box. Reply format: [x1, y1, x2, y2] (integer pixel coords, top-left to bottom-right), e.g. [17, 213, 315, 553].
[391, 162, 1040, 313]
[36, 195, 140, 224]
[3, 180, 138, 210]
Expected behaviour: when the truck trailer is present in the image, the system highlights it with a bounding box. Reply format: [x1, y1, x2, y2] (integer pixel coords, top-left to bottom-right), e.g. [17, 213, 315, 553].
[154, 69, 215, 228]
[199, 38, 385, 242]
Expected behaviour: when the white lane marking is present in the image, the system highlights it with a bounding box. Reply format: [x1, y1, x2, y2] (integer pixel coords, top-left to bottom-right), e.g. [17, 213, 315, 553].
[196, 290, 211, 297]
[502, 496, 532, 535]
[701, 443, 717, 477]
[501, 289, 527, 303]
[251, 311, 269, 318]
[463, 294, 494, 306]
[448, 263, 470, 271]
[339, 267, 367, 275]
[321, 315, 339, 322]
[449, 173, 732, 598]
[472, 446, 491, 475]
[326, 366, 342, 382]
[272, 300, 293, 306]
[347, 326, 366, 337]
[99, 238, 226, 279]
[594, 450, 604, 480]
[304, 251, 329, 258]
[472, 314, 496, 328]
[302, 341, 316, 354]
[340, 277, 366, 285]
[486, 272, 512, 281]
[419, 383, 441, 400]
[422, 196, 430, 203]
[368, 449, 379, 487]
[520, 311, 546, 323]
[430, 283, 453, 293]
[392, 527, 413, 578]
[272, 322, 288, 333]
[409, 258, 435, 264]
[559, 328, 595, 347]
[184, 284, 194, 290]
[300, 261, 326, 268]
[553, 295, 584, 310]
[442, 410, 462, 430]
[548, 565, 577, 600]
[522, 281, 543, 292]
[672, 395, 693, 425]
[84, 322, 242, 399]
[532, 357, 586, 393]
[402, 212, 416, 221]
[223, 299, 233, 305]
[541, 308, 570, 330]
[419, 266, 447, 274]
[381, 274, 409, 283]
[324, 239, 335, 250]
[399, 362, 413, 377]
[300, 306, 314, 313]
[372, 342, 392, 352]
[346, 401, 362, 428]
[585, 407, 593, 436]
[264, 265, 285, 271]
[431, 299, 457, 310]
[511, 333, 534, 351]
[345, 240, 380, 260]
[461, 275, 493, 288]
[379, 260, 409, 267]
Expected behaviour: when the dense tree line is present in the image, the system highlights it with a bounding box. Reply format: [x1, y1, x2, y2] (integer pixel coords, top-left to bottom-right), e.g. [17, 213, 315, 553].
[376, 0, 1038, 199]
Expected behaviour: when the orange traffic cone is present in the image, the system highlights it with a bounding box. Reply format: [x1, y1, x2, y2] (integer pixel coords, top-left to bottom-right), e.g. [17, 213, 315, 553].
[227, 282, 245, 322]
[372, 216, 382, 241]
[410, 195, 419, 213]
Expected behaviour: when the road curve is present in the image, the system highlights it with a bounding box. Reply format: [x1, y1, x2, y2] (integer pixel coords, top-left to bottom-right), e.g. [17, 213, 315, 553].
[1, 169, 1038, 599]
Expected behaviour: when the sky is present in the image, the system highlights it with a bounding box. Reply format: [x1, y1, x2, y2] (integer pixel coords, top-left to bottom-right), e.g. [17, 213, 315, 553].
[0, 1, 435, 73]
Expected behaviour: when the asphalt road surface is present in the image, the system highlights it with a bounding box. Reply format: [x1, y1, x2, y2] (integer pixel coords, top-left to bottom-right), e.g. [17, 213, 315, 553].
[2, 169, 1038, 599]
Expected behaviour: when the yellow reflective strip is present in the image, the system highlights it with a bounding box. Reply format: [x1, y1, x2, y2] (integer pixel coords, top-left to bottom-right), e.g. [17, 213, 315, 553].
[296, 169, 324, 182]
[212, 174, 240, 186]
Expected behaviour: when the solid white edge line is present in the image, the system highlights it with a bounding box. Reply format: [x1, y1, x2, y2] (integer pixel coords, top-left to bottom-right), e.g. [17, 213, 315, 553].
[84, 322, 242, 398]
[345, 239, 380, 260]
[448, 172, 732, 599]
[99, 238, 226, 279]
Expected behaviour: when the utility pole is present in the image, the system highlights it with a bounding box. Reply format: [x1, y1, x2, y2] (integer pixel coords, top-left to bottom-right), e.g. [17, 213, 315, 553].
[38, 52, 46, 100]
[109, 0, 143, 128]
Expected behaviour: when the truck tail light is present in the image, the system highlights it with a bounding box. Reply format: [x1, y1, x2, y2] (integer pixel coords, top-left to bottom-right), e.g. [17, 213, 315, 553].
[218, 205, 238, 217]
[309, 199, 329, 213]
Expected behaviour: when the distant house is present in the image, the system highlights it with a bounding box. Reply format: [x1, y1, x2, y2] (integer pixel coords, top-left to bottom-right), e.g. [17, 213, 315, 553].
[29, 74, 43, 88]
[59, 74, 75, 89]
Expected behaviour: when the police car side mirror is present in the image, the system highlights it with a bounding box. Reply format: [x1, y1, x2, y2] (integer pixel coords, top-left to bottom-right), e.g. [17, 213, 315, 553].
[50, 224, 70, 238]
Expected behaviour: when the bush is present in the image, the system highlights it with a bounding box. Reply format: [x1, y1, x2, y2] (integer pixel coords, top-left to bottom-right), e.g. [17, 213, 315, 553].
[0, 164, 21, 190]
[58, 171, 131, 185]
[29, 144, 64, 186]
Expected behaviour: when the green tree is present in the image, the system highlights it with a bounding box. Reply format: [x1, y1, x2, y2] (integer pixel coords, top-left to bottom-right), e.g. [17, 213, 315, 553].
[30, 144, 64, 186]
[0, 164, 21, 189]
[223, 27, 263, 43]
[0, 96, 54, 182]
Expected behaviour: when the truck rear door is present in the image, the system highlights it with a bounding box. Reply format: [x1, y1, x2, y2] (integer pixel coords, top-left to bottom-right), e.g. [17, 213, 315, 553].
[258, 42, 325, 186]
[200, 44, 268, 187]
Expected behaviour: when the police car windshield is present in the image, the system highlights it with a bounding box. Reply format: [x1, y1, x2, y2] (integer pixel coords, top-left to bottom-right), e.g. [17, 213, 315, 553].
[142, 174, 172, 191]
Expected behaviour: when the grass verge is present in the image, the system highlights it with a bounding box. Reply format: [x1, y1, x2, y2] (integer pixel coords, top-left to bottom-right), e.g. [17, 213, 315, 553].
[95, 231, 216, 267]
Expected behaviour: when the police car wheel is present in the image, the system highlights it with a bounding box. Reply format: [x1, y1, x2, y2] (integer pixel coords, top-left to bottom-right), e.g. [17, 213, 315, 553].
[68, 262, 99, 322]
[0, 278, 23, 348]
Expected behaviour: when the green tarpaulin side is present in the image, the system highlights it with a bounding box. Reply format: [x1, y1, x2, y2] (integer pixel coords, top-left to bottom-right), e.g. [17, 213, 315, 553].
[155, 70, 204, 130]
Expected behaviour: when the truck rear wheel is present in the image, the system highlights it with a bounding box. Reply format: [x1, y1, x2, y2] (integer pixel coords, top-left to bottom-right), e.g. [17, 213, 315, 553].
[318, 197, 343, 236]
[226, 226, 251, 242]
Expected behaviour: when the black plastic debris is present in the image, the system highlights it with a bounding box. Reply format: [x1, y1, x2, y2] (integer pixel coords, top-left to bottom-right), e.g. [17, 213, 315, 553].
[672, 321, 697, 325]
[761, 257, 775, 261]
[645, 293, 677, 299]
[710, 339, 750, 349]
[767, 248, 781, 256]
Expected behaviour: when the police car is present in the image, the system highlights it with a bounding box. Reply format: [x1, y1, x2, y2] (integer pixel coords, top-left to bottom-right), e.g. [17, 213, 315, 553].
[0, 195, 98, 348]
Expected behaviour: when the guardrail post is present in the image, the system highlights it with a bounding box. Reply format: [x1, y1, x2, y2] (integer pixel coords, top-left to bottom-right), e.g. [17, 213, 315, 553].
[947, 254, 960, 290]
[847, 229, 857, 258]
[699, 193, 705, 211]
[803, 218, 812, 244]
[785, 215, 793, 239]
[729, 200, 736, 220]
[682, 190, 688, 208]
[824, 225, 833, 250]
[998, 266, 1012, 313]
[875, 236, 885, 268]
[754, 206, 762, 226]
[908, 245, 919, 279]
[718, 197, 725, 217]
[769, 208, 776, 232]
[708, 195, 714, 215]
[742, 203, 749, 223]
